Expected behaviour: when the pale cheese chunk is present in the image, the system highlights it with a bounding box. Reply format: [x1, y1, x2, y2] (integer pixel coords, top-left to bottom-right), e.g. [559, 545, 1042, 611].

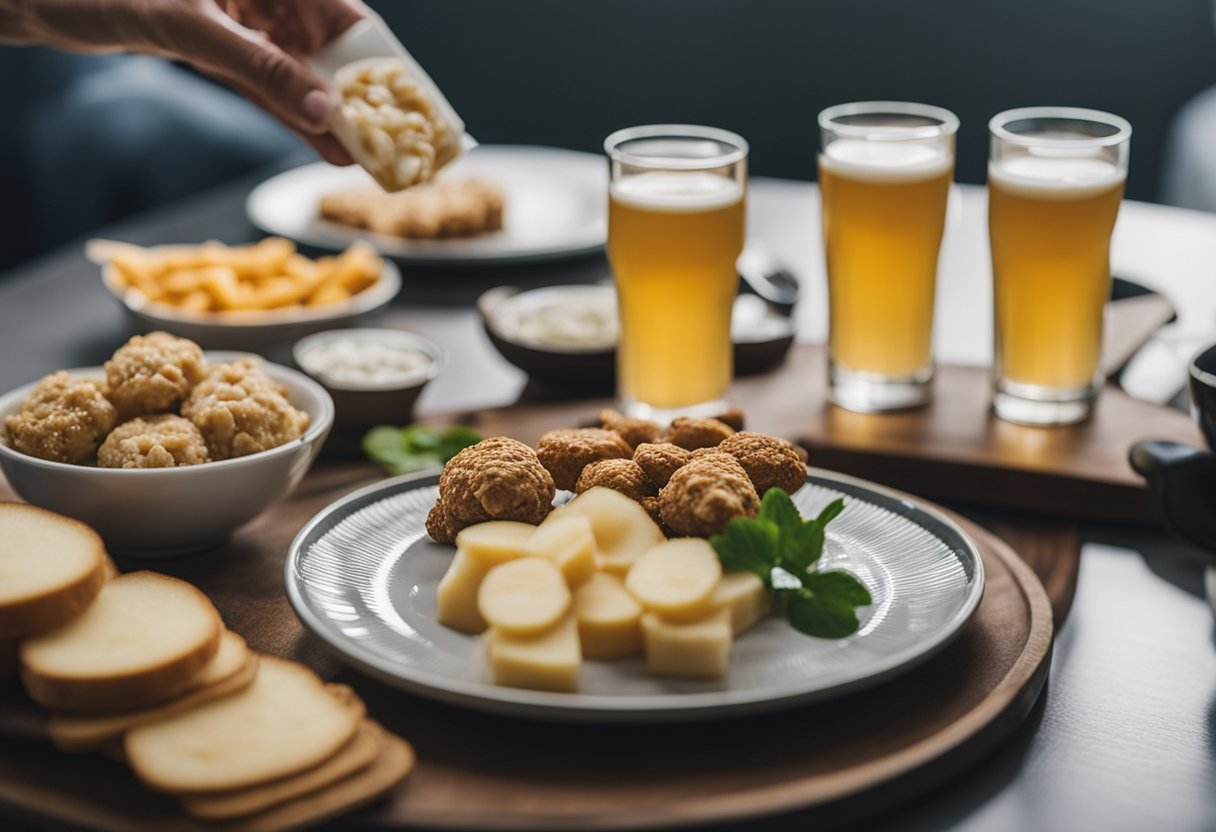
[437, 521, 535, 634]
[625, 538, 722, 622]
[641, 609, 732, 680]
[709, 571, 769, 635]
[454, 521, 536, 568]
[436, 551, 491, 634]
[486, 612, 580, 692]
[477, 558, 570, 636]
[573, 572, 642, 659]
[555, 487, 664, 577]
[522, 514, 596, 587]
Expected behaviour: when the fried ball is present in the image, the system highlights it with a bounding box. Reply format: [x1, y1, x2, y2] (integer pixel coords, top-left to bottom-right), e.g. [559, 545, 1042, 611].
[663, 417, 735, 451]
[181, 359, 309, 460]
[425, 437, 555, 543]
[640, 495, 663, 527]
[104, 331, 207, 417]
[3, 372, 117, 464]
[632, 443, 692, 488]
[659, 452, 759, 537]
[715, 409, 746, 432]
[598, 409, 662, 450]
[574, 458, 658, 502]
[97, 415, 210, 469]
[717, 432, 807, 496]
[535, 428, 632, 491]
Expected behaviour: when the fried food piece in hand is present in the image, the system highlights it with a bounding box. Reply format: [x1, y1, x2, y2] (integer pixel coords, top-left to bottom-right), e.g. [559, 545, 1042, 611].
[97, 415, 209, 469]
[104, 332, 207, 417]
[535, 428, 632, 491]
[598, 409, 662, 451]
[659, 452, 759, 537]
[632, 443, 692, 488]
[3, 372, 117, 464]
[717, 432, 807, 496]
[425, 437, 555, 543]
[575, 459, 658, 502]
[181, 359, 309, 461]
[663, 417, 736, 451]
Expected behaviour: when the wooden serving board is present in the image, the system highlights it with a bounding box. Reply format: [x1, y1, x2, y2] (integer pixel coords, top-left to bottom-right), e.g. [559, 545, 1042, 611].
[0, 468, 1053, 831]
[437, 341, 1201, 525]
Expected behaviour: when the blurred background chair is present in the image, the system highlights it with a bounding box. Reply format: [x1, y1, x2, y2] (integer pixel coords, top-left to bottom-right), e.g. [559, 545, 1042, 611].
[1, 0, 1213, 272]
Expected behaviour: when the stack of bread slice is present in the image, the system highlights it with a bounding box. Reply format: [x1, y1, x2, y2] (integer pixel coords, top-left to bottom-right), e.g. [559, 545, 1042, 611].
[1, 502, 414, 830]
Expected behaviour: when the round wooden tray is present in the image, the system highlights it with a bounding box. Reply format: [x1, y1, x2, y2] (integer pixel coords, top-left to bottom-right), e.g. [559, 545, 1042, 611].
[0, 481, 1052, 832]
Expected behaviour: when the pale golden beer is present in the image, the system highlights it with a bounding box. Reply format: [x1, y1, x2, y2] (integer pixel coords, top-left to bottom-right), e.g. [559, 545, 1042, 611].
[605, 126, 748, 420]
[819, 146, 952, 377]
[987, 108, 1131, 425]
[818, 102, 958, 412]
[609, 173, 745, 411]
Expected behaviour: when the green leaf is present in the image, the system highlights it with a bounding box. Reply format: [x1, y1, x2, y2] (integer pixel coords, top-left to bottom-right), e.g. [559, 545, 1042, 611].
[379, 452, 441, 476]
[758, 488, 802, 535]
[401, 425, 440, 453]
[362, 425, 408, 462]
[710, 519, 779, 585]
[436, 427, 482, 461]
[783, 570, 871, 638]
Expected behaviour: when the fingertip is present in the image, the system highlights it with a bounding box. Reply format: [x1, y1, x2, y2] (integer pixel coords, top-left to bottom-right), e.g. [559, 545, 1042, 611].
[300, 89, 335, 133]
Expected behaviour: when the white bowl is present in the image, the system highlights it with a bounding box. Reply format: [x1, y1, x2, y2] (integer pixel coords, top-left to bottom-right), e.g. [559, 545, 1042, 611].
[0, 353, 334, 558]
[99, 259, 402, 351]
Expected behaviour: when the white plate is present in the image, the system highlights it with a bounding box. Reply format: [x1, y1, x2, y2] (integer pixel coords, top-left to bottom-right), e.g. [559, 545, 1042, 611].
[246, 146, 608, 265]
[285, 469, 984, 723]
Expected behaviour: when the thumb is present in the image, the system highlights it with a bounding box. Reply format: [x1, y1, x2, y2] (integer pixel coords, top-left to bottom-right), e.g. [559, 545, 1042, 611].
[182, 9, 335, 135]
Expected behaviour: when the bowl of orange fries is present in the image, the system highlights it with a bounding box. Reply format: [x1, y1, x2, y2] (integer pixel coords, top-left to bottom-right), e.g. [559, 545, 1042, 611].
[87, 237, 401, 349]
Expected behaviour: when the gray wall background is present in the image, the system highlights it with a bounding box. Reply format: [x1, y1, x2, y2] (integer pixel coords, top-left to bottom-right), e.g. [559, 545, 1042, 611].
[376, 0, 1216, 203]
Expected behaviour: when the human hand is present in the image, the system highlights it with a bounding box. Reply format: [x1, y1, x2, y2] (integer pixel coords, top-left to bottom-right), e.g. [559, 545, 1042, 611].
[0, 0, 369, 164]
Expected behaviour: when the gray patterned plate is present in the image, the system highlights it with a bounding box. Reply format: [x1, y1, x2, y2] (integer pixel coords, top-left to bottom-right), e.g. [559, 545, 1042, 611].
[285, 468, 984, 722]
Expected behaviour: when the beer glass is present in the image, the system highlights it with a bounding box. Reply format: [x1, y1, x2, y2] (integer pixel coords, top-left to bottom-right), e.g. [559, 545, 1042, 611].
[818, 101, 958, 412]
[988, 107, 1131, 425]
[605, 125, 748, 422]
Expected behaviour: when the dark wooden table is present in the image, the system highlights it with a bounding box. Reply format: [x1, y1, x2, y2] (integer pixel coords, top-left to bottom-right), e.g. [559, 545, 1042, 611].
[2, 169, 1215, 832]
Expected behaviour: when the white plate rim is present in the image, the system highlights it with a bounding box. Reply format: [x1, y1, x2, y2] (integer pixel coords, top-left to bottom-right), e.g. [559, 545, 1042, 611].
[285, 467, 985, 723]
[245, 146, 608, 266]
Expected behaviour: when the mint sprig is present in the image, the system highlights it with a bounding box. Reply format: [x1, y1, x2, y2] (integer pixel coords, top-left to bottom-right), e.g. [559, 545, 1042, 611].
[710, 489, 870, 639]
[363, 425, 481, 475]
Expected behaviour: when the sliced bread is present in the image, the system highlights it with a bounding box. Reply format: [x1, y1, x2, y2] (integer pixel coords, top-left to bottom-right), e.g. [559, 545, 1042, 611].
[49, 635, 258, 752]
[124, 657, 364, 794]
[20, 571, 222, 712]
[227, 730, 415, 832]
[180, 719, 385, 820]
[0, 503, 109, 639]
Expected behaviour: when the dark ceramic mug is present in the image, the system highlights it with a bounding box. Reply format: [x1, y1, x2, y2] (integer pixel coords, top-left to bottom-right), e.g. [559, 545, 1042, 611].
[1130, 341, 1216, 552]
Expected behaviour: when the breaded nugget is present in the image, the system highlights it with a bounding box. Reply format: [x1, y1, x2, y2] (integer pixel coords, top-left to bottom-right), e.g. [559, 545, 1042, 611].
[181, 359, 309, 460]
[632, 443, 692, 488]
[717, 432, 807, 496]
[104, 332, 207, 417]
[663, 417, 736, 451]
[659, 452, 759, 537]
[425, 437, 555, 543]
[640, 495, 663, 527]
[598, 409, 662, 451]
[715, 409, 746, 432]
[574, 458, 658, 502]
[3, 372, 117, 464]
[97, 415, 209, 469]
[535, 428, 632, 491]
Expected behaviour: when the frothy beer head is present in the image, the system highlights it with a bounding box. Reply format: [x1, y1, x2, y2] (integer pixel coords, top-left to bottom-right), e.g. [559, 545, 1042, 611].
[819, 139, 953, 183]
[610, 171, 744, 212]
[987, 154, 1125, 200]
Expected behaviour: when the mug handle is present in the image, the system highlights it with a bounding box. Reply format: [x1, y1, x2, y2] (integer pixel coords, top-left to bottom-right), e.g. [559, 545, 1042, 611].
[1129, 440, 1216, 555]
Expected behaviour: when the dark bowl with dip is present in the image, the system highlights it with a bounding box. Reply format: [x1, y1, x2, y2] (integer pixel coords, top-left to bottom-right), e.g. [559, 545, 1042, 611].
[293, 328, 445, 453]
[478, 284, 795, 391]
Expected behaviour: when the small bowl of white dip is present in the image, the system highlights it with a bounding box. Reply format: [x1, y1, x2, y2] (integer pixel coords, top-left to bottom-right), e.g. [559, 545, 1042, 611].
[292, 328, 444, 447]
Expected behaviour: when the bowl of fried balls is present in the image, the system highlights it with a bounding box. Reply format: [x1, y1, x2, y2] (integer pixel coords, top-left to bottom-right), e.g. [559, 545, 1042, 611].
[0, 332, 334, 557]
